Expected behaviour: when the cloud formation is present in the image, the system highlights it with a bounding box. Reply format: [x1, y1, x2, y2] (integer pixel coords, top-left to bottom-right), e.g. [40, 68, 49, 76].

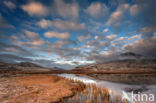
[125, 38, 156, 58]
[3, 1, 16, 9]
[106, 4, 129, 26]
[37, 19, 85, 31]
[130, 4, 139, 16]
[131, 0, 156, 38]
[0, 14, 14, 29]
[106, 34, 117, 39]
[0, 54, 32, 63]
[44, 31, 69, 39]
[86, 2, 109, 19]
[78, 35, 90, 41]
[0, 42, 35, 57]
[53, 0, 79, 19]
[21, 2, 48, 16]
[24, 30, 45, 45]
[10, 30, 45, 47]
[0, 0, 156, 69]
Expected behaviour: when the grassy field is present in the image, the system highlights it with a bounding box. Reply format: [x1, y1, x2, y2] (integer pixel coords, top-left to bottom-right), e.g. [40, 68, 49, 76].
[0, 73, 130, 103]
[0, 74, 85, 103]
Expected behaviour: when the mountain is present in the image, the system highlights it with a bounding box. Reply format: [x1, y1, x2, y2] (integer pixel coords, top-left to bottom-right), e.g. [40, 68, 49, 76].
[120, 52, 142, 57]
[119, 52, 142, 60]
[73, 52, 156, 71]
[14, 62, 42, 68]
[0, 62, 53, 72]
[73, 59, 156, 71]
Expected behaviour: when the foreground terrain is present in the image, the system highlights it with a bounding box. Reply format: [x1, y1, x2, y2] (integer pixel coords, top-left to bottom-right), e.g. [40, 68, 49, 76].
[0, 74, 85, 103]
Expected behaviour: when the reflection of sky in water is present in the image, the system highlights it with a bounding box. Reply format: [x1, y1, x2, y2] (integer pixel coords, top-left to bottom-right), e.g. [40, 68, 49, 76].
[59, 73, 156, 102]
[58, 74, 96, 84]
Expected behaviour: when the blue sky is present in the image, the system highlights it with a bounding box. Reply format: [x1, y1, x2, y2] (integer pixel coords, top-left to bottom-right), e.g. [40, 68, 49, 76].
[0, 0, 156, 69]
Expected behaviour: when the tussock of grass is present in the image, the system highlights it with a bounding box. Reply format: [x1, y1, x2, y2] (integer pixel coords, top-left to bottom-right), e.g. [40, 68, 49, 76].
[61, 81, 129, 103]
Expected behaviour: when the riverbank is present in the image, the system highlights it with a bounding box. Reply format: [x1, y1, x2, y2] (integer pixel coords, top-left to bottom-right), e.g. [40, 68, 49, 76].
[0, 74, 85, 103]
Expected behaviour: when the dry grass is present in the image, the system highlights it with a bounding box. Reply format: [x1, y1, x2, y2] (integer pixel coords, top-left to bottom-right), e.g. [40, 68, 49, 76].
[0, 74, 130, 103]
[61, 83, 129, 103]
[0, 74, 85, 103]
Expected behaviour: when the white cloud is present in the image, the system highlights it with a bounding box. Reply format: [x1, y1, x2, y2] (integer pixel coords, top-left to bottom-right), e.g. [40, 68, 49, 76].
[124, 38, 156, 57]
[83, 45, 91, 49]
[94, 36, 99, 40]
[139, 26, 156, 38]
[113, 35, 140, 45]
[86, 2, 101, 17]
[37, 19, 51, 28]
[32, 40, 45, 46]
[37, 19, 85, 31]
[103, 28, 109, 32]
[54, 0, 79, 19]
[106, 34, 117, 39]
[21, 2, 48, 16]
[86, 2, 109, 19]
[116, 37, 127, 41]
[86, 39, 110, 49]
[86, 49, 120, 63]
[127, 35, 140, 41]
[106, 11, 122, 26]
[44, 31, 69, 39]
[130, 4, 139, 16]
[78, 35, 90, 41]
[10, 31, 45, 46]
[3, 1, 16, 9]
[24, 30, 44, 45]
[25, 30, 39, 40]
[106, 4, 129, 26]
[50, 40, 69, 48]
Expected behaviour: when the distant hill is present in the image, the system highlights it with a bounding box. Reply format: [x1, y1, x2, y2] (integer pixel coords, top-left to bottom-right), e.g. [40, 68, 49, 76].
[73, 52, 156, 71]
[73, 59, 156, 71]
[119, 52, 142, 60]
[14, 62, 42, 68]
[120, 52, 142, 57]
[0, 62, 53, 72]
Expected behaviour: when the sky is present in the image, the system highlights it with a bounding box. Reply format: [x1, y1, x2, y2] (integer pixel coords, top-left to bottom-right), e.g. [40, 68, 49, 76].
[0, 0, 156, 69]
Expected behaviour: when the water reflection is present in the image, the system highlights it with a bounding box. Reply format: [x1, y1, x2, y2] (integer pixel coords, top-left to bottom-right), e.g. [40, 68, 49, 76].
[58, 73, 156, 103]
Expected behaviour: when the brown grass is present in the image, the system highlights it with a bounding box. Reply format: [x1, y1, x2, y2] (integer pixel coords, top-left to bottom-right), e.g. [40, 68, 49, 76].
[0, 73, 135, 103]
[0, 74, 85, 103]
[61, 83, 129, 103]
